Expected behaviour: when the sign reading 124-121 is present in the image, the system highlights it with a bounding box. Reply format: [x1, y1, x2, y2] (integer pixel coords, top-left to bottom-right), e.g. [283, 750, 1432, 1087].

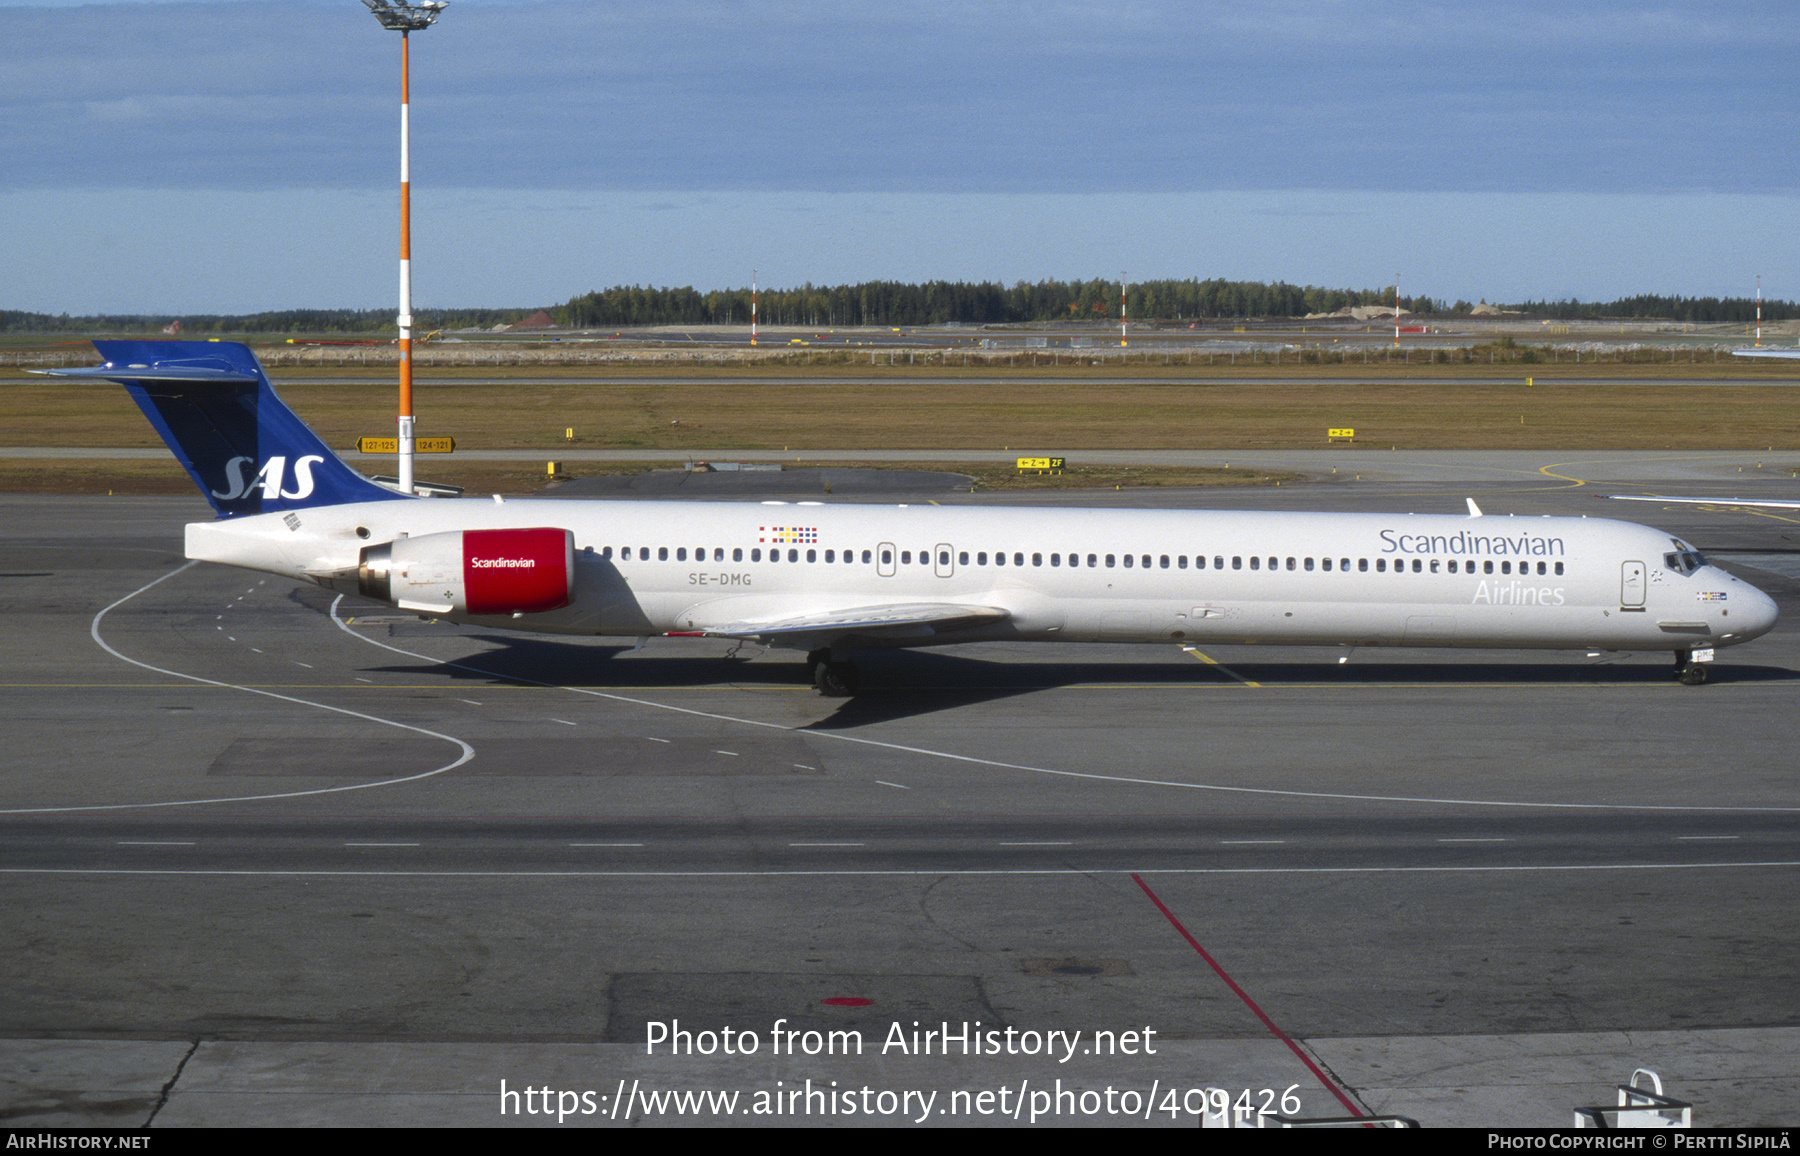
[358, 437, 455, 454]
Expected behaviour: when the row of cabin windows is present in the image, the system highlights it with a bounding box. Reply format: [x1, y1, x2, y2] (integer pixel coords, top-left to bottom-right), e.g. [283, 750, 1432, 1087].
[599, 544, 1564, 577]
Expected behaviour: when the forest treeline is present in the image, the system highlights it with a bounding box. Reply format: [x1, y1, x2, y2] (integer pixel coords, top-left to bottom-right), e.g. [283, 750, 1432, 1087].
[6, 282, 1795, 334]
[548, 280, 1800, 328]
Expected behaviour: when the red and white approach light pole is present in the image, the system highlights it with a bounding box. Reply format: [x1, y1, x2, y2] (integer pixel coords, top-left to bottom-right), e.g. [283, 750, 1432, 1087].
[1120, 272, 1128, 347]
[363, 0, 448, 496]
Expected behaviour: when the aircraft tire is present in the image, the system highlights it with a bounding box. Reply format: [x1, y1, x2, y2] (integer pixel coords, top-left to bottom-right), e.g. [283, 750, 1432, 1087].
[813, 659, 860, 697]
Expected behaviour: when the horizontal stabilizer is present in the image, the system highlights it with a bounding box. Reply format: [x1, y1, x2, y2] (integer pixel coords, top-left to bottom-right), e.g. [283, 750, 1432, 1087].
[37, 340, 404, 517]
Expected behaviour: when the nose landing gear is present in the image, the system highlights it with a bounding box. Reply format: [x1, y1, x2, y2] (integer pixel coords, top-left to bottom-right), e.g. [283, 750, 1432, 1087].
[1674, 647, 1713, 686]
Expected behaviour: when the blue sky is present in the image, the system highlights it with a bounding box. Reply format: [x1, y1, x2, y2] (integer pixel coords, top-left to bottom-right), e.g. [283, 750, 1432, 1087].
[3, 0, 1796, 314]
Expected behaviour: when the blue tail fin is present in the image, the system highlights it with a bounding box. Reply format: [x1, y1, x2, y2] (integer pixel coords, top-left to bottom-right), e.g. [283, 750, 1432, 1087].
[45, 340, 406, 517]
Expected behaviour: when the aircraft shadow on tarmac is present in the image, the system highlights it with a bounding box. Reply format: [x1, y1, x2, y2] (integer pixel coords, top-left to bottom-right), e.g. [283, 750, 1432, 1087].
[345, 629, 1799, 729]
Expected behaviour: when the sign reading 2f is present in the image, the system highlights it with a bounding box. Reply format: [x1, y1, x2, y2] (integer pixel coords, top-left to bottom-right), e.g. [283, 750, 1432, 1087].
[211, 455, 326, 501]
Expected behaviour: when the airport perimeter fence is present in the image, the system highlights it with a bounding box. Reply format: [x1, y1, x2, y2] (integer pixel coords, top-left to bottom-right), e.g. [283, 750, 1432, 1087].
[0, 342, 1764, 371]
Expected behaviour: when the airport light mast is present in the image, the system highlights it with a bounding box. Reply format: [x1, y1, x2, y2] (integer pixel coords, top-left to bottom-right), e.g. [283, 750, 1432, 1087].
[1120, 272, 1128, 348]
[362, 0, 448, 496]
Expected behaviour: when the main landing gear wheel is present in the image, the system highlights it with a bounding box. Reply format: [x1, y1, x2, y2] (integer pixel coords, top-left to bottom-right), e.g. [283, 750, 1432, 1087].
[1674, 648, 1711, 686]
[808, 649, 860, 697]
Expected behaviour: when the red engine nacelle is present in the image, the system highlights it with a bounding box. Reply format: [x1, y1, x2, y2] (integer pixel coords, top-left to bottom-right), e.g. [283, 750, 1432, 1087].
[359, 527, 575, 616]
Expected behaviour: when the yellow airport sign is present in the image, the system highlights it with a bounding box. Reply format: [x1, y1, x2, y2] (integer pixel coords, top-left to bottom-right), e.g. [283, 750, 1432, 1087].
[1327, 428, 1355, 439]
[357, 437, 455, 453]
[1016, 457, 1066, 470]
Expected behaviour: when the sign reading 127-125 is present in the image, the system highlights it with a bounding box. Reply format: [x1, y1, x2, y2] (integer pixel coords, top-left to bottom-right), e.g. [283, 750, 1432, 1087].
[357, 437, 455, 454]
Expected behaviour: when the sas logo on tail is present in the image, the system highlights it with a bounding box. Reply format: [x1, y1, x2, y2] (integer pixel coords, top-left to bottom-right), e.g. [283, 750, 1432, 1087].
[211, 455, 326, 501]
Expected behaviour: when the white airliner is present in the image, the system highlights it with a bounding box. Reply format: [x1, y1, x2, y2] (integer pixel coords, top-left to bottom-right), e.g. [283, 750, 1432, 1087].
[47, 341, 1779, 692]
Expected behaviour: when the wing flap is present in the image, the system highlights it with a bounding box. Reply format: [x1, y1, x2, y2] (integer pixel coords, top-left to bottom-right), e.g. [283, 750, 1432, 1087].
[688, 601, 1009, 642]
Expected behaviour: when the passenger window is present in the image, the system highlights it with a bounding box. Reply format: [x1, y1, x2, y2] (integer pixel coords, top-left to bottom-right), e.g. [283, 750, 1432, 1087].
[1215, 556, 1225, 570]
[1412, 559, 1422, 573]
[1124, 555, 1134, 568]
[959, 551, 969, 565]
[1304, 558, 1314, 571]
[658, 547, 669, 561]
[1501, 561, 1511, 575]
[1106, 555, 1116, 568]
[1031, 553, 1042, 566]
[676, 548, 687, 561]
[1250, 557, 1260, 570]
[1231, 556, 1241, 570]
[879, 549, 890, 565]
[1376, 558, 1386, 572]
[995, 552, 1005, 567]
[1555, 562, 1564, 575]
[901, 551, 911, 564]
[806, 549, 817, 563]
[1358, 558, 1368, 571]
[1178, 556, 1188, 569]
[1014, 553, 1024, 566]
[1430, 560, 1439, 573]
[1051, 553, 1061, 567]
[1088, 554, 1098, 568]
[1286, 557, 1296, 571]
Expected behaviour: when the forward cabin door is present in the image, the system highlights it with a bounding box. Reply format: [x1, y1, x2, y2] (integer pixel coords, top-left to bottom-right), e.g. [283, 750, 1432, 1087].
[1620, 560, 1647, 608]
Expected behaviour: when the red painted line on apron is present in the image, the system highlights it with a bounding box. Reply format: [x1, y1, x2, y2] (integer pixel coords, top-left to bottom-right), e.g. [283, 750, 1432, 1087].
[1131, 872, 1363, 1118]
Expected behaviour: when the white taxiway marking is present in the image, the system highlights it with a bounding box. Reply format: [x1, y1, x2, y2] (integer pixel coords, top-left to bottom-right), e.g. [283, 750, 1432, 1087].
[8, 861, 1800, 880]
[0, 565, 477, 816]
[327, 605, 1800, 816]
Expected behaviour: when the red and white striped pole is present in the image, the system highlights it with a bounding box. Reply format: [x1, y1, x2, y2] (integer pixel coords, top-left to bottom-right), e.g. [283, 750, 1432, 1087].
[1394, 273, 1400, 347]
[1120, 272, 1127, 347]
[1756, 274, 1763, 347]
[362, 1, 446, 495]
[751, 269, 758, 346]
[396, 28, 416, 494]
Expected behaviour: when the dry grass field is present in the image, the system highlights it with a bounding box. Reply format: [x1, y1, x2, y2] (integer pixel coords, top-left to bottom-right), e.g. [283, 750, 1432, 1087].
[5, 354, 1798, 494]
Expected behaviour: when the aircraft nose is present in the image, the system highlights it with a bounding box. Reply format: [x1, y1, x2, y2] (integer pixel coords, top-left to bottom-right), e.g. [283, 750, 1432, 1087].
[1733, 581, 1780, 642]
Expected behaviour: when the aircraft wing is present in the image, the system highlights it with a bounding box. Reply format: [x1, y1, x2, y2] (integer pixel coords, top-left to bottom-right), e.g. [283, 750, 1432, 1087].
[1605, 495, 1800, 510]
[1732, 348, 1800, 359]
[686, 601, 1009, 643]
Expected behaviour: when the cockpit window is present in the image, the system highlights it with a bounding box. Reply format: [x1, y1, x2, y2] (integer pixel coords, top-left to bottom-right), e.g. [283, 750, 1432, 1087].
[1663, 551, 1707, 575]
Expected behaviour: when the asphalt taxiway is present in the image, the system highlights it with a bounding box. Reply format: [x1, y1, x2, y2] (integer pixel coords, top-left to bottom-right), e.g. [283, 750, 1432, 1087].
[3, 452, 1799, 1128]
